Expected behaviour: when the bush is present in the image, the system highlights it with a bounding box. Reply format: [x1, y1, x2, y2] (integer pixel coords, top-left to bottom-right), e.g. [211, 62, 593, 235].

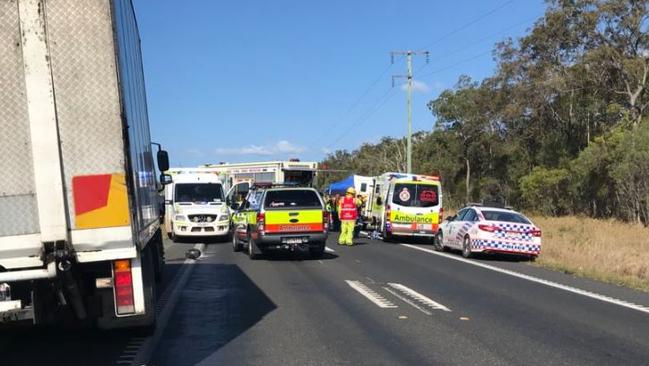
[519, 167, 572, 215]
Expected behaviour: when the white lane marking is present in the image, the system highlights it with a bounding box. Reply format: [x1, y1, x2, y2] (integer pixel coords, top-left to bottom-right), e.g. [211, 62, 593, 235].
[129, 243, 205, 366]
[383, 286, 432, 315]
[387, 283, 451, 312]
[401, 244, 649, 315]
[346, 280, 398, 309]
[325, 246, 335, 253]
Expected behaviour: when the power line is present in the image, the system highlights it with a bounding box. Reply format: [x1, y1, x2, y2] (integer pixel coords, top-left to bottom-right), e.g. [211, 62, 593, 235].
[315, 63, 393, 145]
[415, 4, 528, 76]
[344, 63, 393, 115]
[418, 49, 493, 79]
[432, 17, 534, 66]
[417, 0, 516, 51]
[325, 87, 398, 150]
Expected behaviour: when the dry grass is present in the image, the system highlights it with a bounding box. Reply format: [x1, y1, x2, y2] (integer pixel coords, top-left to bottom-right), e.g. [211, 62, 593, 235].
[530, 215, 649, 292]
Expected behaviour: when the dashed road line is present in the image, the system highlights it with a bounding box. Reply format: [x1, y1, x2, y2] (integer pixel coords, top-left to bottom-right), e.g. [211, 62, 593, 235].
[401, 243, 649, 315]
[346, 280, 398, 309]
[383, 286, 432, 315]
[387, 283, 451, 312]
[325, 246, 335, 253]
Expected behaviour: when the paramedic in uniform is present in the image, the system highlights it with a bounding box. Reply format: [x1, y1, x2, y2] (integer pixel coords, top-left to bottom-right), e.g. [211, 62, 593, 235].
[338, 187, 359, 246]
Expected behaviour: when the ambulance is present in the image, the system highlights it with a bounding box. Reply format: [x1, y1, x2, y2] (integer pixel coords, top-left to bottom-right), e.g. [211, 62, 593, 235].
[172, 160, 318, 211]
[164, 173, 230, 241]
[368, 173, 443, 242]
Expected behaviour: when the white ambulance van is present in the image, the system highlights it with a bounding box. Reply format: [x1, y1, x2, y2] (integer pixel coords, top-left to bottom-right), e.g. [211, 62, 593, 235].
[369, 173, 443, 242]
[164, 174, 230, 241]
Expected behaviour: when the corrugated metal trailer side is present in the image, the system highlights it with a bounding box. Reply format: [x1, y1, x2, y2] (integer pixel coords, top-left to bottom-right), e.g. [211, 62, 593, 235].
[0, 0, 167, 329]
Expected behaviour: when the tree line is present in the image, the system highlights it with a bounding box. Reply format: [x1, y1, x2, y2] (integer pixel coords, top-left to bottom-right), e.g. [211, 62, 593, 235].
[320, 0, 649, 225]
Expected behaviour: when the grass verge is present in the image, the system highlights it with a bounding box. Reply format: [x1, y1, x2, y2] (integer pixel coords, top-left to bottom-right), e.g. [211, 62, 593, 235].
[530, 215, 649, 292]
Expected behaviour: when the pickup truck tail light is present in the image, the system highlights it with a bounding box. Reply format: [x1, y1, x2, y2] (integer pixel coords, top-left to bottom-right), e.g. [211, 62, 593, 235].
[113, 259, 135, 315]
[257, 212, 265, 234]
[323, 211, 330, 232]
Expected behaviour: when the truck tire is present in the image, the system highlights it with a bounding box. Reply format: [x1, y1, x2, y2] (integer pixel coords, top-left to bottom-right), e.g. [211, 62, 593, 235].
[232, 230, 242, 252]
[152, 229, 165, 283]
[248, 236, 261, 260]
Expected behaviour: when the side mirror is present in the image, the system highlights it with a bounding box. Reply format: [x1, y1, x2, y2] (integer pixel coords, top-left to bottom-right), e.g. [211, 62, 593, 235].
[157, 150, 170, 172]
[159, 173, 172, 186]
[376, 197, 383, 206]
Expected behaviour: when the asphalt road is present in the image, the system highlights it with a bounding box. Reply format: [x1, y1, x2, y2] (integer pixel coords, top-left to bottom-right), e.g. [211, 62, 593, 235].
[2, 234, 649, 365]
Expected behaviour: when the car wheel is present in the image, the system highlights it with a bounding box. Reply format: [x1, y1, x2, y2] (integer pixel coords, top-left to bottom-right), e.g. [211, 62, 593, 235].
[232, 230, 242, 252]
[462, 236, 473, 258]
[434, 231, 445, 252]
[248, 236, 260, 260]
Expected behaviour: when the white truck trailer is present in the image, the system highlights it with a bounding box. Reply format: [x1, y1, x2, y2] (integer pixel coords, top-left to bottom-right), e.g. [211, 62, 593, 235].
[0, 0, 169, 329]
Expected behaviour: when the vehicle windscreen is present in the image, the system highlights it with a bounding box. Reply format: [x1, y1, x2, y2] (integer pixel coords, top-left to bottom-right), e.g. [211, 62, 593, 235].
[264, 190, 321, 209]
[174, 183, 224, 203]
[481, 210, 531, 224]
[392, 183, 439, 207]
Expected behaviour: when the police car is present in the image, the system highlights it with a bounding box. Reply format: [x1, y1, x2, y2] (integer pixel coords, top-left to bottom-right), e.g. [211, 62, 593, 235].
[435, 204, 541, 260]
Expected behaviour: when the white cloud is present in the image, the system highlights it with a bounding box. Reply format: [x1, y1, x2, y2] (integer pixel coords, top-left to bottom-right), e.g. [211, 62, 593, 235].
[400, 79, 431, 93]
[276, 140, 304, 154]
[321, 147, 332, 154]
[214, 140, 305, 157]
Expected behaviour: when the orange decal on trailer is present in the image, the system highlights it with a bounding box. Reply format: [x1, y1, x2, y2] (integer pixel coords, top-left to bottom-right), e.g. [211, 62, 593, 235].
[73, 174, 130, 229]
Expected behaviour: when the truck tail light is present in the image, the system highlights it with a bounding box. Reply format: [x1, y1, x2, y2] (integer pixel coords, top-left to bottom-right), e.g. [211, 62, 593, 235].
[257, 212, 265, 234]
[478, 224, 497, 233]
[531, 229, 542, 237]
[439, 207, 444, 222]
[113, 259, 135, 315]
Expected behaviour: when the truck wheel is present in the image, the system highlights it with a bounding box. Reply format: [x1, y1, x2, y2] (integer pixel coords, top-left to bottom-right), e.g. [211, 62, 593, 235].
[309, 243, 325, 258]
[248, 237, 261, 260]
[232, 230, 242, 252]
[152, 230, 165, 283]
[462, 236, 473, 258]
[141, 245, 158, 333]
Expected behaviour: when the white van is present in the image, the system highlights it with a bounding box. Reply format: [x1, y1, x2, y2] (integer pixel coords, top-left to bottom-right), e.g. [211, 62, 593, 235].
[369, 173, 443, 242]
[164, 174, 230, 240]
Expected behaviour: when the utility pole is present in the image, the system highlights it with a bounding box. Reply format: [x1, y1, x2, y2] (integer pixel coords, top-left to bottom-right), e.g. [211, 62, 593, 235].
[391, 50, 429, 174]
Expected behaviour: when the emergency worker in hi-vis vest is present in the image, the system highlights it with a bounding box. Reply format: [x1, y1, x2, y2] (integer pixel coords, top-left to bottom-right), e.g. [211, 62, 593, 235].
[338, 187, 359, 245]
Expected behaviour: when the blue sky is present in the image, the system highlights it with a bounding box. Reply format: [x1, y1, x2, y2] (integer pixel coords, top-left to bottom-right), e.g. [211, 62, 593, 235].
[135, 0, 546, 167]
